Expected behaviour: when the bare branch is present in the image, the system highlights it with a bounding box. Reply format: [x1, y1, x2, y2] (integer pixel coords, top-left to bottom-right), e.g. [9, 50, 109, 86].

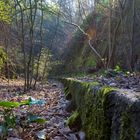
[63, 20, 105, 67]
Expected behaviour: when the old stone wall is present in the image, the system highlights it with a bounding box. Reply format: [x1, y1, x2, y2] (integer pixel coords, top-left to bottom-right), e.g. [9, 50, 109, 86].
[61, 78, 140, 140]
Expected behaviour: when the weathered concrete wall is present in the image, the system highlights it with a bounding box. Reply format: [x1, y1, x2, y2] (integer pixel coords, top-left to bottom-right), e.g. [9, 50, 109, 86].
[61, 78, 140, 140]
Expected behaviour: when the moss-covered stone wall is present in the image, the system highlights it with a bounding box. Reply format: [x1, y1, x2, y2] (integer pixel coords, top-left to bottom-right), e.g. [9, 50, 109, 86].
[61, 78, 140, 140]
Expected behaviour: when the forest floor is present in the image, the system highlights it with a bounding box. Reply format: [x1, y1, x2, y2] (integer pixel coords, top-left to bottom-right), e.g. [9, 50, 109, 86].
[0, 78, 80, 140]
[1, 71, 140, 140]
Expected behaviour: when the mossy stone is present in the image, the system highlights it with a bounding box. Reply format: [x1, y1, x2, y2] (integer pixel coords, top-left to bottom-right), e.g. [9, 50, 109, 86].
[67, 111, 81, 130]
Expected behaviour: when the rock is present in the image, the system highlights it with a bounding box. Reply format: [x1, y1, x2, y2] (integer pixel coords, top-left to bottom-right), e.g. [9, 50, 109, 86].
[65, 101, 75, 112]
[36, 129, 46, 140]
[7, 138, 23, 140]
[109, 83, 117, 87]
[53, 136, 65, 140]
[59, 127, 72, 135]
[134, 86, 140, 92]
[67, 134, 78, 140]
[52, 83, 58, 87]
[78, 131, 86, 140]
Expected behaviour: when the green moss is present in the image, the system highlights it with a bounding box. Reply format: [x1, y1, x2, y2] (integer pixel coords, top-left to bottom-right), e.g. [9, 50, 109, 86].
[61, 78, 117, 140]
[61, 78, 139, 140]
[90, 81, 100, 86]
[67, 110, 81, 129]
[101, 86, 116, 94]
[120, 112, 135, 140]
[64, 87, 72, 100]
[79, 85, 114, 140]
